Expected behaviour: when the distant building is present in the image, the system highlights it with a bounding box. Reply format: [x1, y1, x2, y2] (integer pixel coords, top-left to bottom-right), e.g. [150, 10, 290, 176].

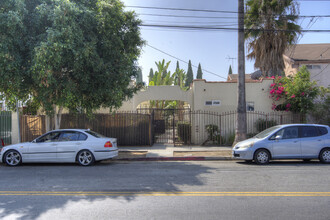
[283, 44, 330, 88]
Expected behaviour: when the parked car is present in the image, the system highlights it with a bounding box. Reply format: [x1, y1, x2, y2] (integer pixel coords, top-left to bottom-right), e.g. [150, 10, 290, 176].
[0, 129, 118, 166]
[232, 124, 330, 164]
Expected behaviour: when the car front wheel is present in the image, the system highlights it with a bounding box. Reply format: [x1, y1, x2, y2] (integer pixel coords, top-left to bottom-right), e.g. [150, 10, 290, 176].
[319, 148, 330, 164]
[77, 150, 95, 166]
[4, 150, 22, 166]
[254, 149, 270, 165]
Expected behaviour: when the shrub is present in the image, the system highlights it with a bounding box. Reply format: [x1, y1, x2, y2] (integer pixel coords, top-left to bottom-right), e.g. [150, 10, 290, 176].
[205, 124, 219, 142]
[255, 118, 277, 132]
[177, 122, 191, 144]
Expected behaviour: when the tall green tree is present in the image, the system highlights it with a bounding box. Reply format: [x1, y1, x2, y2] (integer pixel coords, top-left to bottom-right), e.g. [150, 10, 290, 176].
[185, 60, 193, 88]
[245, 0, 300, 76]
[148, 68, 154, 83]
[0, 0, 144, 129]
[196, 63, 203, 79]
[228, 65, 233, 75]
[136, 67, 143, 84]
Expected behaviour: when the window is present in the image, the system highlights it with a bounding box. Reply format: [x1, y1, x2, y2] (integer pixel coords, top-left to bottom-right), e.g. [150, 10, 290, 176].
[306, 65, 321, 70]
[301, 126, 318, 138]
[246, 102, 255, 111]
[274, 127, 299, 140]
[205, 100, 221, 106]
[36, 132, 61, 143]
[85, 130, 105, 138]
[212, 100, 221, 106]
[317, 126, 328, 136]
[205, 101, 212, 106]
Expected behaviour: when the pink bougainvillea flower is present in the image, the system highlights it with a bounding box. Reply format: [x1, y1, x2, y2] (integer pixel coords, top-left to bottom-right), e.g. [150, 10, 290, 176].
[271, 76, 275, 79]
[271, 83, 276, 87]
[285, 92, 288, 94]
[291, 94, 296, 98]
[270, 89, 275, 94]
[276, 97, 280, 101]
[286, 103, 291, 108]
[279, 83, 282, 85]
[278, 76, 282, 79]
[301, 92, 305, 96]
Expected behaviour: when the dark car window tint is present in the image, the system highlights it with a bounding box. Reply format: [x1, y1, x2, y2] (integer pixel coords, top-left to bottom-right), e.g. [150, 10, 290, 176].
[301, 126, 318, 138]
[59, 132, 80, 141]
[317, 127, 328, 136]
[282, 127, 299, 139]
[78, 133, 88, 141]
[37, 132, 61, 143]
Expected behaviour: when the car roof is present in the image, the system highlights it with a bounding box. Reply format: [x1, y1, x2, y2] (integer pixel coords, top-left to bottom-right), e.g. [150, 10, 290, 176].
[278, 124, 329, 128]
[49, 129, 90, 133]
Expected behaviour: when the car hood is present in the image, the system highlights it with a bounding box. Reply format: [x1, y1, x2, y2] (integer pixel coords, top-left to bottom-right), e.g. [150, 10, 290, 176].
[234, 138, 259, 148]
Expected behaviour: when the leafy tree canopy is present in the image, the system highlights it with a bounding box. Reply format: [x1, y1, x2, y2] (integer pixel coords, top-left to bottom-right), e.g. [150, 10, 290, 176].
[0, 0, 144, 115]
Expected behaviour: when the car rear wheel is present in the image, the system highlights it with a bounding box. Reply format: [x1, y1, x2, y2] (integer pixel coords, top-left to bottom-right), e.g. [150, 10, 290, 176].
[4, 150, 22, 166]
[319, 148, 330, 164]
[77, 150, 95, 166]
[254, 149, 270, 165]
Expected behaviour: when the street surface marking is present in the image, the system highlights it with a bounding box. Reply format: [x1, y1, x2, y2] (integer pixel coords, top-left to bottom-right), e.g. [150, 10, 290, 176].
[0, 191, 330, 197]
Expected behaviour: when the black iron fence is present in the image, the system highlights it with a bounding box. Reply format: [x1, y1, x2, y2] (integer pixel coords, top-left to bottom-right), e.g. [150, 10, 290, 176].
[19, 110, 304, 146]
[0, 111, 12, 146]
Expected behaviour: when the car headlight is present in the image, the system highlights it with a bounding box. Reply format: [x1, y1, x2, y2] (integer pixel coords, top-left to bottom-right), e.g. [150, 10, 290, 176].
[239, 142, 254, 149]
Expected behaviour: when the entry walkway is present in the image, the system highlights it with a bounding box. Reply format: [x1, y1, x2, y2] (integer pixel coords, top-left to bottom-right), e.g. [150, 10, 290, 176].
[117, 144, 233, 160]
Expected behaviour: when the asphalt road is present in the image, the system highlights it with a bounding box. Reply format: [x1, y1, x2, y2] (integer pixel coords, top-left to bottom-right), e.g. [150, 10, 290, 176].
[0, 160, 329, 220]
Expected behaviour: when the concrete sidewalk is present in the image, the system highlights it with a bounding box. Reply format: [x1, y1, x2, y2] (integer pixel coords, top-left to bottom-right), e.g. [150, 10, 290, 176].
[116, 144, 233, 161]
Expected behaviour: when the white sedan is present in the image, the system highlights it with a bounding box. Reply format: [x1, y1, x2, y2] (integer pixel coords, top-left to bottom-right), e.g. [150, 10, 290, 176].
[0, 129, 118, 166]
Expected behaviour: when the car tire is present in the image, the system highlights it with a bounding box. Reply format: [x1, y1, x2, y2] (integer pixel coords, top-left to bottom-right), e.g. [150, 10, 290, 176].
[254, 149, 270, 165]
[76, 150, 95, 166]
[4, 150, 22, 166]
[319, 148, 330, 164]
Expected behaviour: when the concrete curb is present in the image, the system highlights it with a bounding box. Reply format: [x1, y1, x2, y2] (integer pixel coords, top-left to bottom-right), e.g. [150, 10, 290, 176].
[115, 156, 235, 161]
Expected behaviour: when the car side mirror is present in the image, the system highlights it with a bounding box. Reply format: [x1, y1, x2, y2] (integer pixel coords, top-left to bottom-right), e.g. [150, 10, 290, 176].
[275, 135, 282, 140]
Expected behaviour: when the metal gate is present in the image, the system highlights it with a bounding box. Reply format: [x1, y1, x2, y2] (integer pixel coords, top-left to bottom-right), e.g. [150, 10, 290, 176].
[0, 111, 12, 146]
[137, 109, 191, 145]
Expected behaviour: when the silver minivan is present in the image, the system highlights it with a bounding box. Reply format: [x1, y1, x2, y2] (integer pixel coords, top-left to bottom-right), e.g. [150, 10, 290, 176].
[232, 124, 330, 164]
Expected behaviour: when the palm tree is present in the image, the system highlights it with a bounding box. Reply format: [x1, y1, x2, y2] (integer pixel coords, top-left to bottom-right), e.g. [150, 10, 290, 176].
[245, 0, 301, 77]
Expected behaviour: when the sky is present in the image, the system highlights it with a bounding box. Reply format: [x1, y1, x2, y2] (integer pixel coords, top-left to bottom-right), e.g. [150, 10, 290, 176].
[121, 0, 330, 83]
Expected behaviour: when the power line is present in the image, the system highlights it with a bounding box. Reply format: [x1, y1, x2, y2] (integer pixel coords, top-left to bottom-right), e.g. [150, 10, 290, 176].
[140, 24, 330, 33]
[129, 5, 330, 18]
[138, 13, 237, 19]
[146, 44, 227, 80]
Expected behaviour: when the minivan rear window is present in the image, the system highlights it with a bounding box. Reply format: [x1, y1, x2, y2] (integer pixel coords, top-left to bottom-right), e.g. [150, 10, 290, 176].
[317, 126, 328, 136]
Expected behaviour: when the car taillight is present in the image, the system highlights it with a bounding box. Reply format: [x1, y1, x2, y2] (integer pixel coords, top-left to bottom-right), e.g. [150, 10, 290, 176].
[104, 141, 112, 148]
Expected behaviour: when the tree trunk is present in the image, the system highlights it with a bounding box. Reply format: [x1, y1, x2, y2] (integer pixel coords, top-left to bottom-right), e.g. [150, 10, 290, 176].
[54, 106, 63, 130]
[45, 115, 51, 132]
[233, 0, 247, 146]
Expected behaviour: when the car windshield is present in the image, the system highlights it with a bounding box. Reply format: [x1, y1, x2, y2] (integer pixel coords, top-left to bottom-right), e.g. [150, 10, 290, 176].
[85, 130, 106, 138]
[255, 126, 281, 139]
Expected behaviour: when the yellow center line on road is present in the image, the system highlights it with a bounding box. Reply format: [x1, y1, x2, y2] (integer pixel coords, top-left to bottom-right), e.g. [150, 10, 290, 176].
[0, 191, 330, 197]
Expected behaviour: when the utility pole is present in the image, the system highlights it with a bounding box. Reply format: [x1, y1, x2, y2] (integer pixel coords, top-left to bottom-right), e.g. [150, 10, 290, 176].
[233, 0, 247, 145]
